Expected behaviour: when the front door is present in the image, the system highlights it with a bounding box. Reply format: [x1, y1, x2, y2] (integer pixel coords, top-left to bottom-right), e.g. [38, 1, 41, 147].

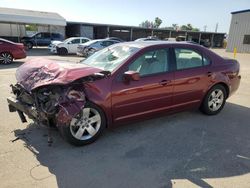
[68, 38, 81, 53]
[111, 48, 174, 123]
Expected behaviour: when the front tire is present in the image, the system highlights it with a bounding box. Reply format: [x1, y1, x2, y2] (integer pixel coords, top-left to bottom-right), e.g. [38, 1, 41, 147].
[200, 84, 227, 115]
[58, 47, 68, 55]
[59, 102, 106, 146]
[0, 52, 13, 64]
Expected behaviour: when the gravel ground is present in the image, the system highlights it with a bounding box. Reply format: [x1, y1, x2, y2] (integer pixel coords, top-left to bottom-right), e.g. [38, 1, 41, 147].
[0, 48, 249, 188]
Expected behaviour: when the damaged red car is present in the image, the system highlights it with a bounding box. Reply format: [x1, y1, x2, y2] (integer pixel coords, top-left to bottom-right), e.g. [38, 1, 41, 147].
[7, 42, 241, 146]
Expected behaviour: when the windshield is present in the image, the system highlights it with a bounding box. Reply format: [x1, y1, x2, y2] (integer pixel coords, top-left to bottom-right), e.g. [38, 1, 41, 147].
[63, 38, 73, 43]
[81, 40, 99, 46]
[81, 45, 140, 72]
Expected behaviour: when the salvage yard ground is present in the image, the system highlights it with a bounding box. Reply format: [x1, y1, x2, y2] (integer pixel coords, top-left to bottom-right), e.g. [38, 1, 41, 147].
[0, 48, 250, 188]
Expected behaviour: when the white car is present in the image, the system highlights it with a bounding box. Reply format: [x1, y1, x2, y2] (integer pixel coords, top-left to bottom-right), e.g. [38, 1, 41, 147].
[49, 37, 90, 55]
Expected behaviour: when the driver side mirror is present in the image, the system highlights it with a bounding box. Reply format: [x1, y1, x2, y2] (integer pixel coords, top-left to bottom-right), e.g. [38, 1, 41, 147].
[124, 71, 140, 82]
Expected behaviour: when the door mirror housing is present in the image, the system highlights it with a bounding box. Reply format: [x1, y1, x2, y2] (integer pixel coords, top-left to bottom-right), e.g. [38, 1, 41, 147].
[124, 71, 140, 82]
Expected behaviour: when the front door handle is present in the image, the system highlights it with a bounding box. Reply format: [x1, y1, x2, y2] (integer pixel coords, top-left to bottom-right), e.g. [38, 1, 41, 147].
[159, 80, 171, 86]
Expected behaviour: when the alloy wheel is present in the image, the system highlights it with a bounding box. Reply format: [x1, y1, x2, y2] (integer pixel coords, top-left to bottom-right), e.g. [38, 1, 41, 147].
[208, 89, 224, 112]
[70, 108, 101, 140]
[0, 52, 13, 64]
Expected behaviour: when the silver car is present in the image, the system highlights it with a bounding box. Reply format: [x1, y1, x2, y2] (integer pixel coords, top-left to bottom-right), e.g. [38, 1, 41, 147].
[77, 39, 120, 57]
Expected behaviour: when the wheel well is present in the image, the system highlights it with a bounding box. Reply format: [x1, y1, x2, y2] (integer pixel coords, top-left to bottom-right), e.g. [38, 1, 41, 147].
[0, 52, 13, 59]
[215, 82, 229, 98]
[200, 82, 229, 109]
[60, 47, 68, 51]
[86, 100, 108, 128]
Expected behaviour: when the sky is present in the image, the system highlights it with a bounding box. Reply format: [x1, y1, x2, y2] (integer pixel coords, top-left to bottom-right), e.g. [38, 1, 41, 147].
[0, 0, 249, 33]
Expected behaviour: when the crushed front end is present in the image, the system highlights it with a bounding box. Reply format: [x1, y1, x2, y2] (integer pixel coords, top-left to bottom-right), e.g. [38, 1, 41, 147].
[7, 83, 86, 127]
[7, 59, 107, 128]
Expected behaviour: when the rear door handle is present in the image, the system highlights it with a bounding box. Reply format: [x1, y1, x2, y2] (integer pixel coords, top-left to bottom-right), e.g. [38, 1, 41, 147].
[159, 80, 171, 86]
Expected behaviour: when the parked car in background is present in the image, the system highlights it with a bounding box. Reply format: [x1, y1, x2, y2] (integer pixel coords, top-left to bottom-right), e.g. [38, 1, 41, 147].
[135, 36, 160, 41]
[77, 39, 120, 57]
[21, 32, 64, 49]
[105, 37, 124, 42]
[7, 41, 241, 145]
[0, 38, 26, 64]
[48, 37, 90, 55]
[164, 37, 177, 41]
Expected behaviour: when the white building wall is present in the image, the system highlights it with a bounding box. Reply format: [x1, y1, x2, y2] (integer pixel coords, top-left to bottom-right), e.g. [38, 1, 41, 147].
[0, 23, 26, 37]
[0, 22, 65, 38]
[227, 12, 250, 53]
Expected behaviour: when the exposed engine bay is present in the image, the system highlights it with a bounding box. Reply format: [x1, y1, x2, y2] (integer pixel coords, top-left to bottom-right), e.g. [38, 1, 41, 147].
[9, 83, 86, 127]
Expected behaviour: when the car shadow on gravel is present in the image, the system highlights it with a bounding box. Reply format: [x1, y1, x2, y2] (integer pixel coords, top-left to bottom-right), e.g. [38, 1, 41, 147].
[13, 102, 250, 188]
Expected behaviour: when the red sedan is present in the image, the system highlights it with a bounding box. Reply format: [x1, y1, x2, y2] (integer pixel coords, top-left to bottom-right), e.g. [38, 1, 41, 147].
[0, 38, 26, 64]
[7, 41, 241, 146]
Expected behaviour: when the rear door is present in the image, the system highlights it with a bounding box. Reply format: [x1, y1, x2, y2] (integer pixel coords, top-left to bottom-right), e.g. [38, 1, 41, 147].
[111, 47, 174, 123]
[172, 47, 211, 110]
[35, 33, 51, 46]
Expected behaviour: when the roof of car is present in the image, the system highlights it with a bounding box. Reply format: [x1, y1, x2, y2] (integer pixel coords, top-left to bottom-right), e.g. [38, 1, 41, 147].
[68, 37, 90, 40]
[115, 41, 201, 49]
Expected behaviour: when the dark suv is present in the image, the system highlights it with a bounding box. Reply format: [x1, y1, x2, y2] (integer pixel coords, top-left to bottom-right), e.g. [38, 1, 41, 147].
[21, 32, 64, 49]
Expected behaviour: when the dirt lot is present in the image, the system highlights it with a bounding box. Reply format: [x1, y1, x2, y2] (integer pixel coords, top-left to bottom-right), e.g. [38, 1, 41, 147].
[0, 48, 249, 188]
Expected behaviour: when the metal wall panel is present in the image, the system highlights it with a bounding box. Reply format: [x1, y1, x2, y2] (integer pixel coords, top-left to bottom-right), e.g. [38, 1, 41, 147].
[227, 12, 250, 53]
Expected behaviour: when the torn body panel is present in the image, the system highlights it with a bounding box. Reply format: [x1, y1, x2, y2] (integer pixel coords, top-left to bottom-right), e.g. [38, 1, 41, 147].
[8, 58, 108, 127]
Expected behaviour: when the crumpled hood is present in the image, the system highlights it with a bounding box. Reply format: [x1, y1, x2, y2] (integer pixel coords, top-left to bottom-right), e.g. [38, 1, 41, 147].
[16, 58, 103, 92]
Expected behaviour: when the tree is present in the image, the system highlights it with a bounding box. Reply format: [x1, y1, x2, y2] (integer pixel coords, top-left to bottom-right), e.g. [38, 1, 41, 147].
[180, 24, 200, 31]
[139, 20, 154, 28]
[172, 24, 179, 30]
[154, 17, 162, 28]
[180, 25, 190, 31]
[139, 17, 163, 28]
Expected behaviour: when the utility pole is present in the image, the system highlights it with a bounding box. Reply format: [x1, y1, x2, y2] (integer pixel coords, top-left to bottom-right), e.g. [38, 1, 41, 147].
[204, 25, 207, 32]
[215, 23, 218, 33]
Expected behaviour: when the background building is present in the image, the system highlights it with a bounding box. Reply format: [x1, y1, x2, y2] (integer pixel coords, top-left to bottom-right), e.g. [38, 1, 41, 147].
[227, 9, 250, 53]
[0, 7, 225, 47]
[66, 21, 225, 47]
[0, 7, 66, 42]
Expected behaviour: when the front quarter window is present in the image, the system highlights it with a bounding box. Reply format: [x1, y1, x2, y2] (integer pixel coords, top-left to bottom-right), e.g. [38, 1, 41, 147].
[81, 45, 139, 72]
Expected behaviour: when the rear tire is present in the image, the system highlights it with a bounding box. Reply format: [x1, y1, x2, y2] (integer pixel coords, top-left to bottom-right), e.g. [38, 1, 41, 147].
[0, 52, 13, 64]
[58, 47, 68, 55]
[58, 102, 106, 146]
[200, 84, 227, 115]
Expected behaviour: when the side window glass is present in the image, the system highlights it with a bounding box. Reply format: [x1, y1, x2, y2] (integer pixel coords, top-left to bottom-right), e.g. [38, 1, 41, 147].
[52, 33, 60, 38]
[43, 33, 51, 38]
[203, 56, 211, 66]
[35, 33, 42, 38]
[81, 39, 88, 43]
[101, 41, 108, 47]
[175, 48, 203, 70]
[129, 49, 169, 76]
[71, 39, 80, 44]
